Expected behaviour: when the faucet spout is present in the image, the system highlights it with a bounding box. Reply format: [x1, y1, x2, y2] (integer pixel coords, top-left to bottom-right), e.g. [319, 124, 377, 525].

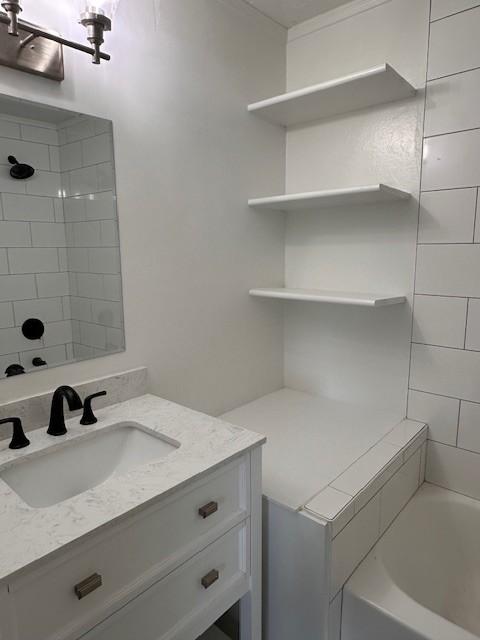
[47, 386, 83, 436]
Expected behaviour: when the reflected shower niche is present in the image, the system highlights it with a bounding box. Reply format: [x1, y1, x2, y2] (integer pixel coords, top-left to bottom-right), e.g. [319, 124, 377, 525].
[0, 94, 124, 379]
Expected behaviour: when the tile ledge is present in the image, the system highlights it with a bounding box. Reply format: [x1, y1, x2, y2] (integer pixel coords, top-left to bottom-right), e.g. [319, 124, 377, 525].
[305, 421, 427, 524]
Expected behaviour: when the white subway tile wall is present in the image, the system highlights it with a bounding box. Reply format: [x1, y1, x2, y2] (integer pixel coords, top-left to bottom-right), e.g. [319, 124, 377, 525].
[58, 116, 122, 359]
[408, 5, 480, 497]
[0, 112, 123, 377]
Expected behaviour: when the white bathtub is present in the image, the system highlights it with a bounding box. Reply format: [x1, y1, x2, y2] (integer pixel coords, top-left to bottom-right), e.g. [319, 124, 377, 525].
[342, 483, 480, 640]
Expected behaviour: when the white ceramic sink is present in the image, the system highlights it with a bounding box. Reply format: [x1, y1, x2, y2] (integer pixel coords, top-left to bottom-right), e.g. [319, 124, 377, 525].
[0, 423, 179, 508]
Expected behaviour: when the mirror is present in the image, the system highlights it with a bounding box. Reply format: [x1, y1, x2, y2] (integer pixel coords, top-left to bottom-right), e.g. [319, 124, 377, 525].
[0, 94, 124, 379]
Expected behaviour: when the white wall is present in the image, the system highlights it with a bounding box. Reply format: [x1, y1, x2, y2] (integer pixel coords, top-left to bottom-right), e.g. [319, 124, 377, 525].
[0, 0, 287, 415]
[407, 1, 480, 500]
[283, 0, 429, 413]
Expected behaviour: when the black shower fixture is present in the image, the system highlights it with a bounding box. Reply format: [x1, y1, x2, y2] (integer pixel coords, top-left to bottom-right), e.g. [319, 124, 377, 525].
[22, 318, 45, 340]
[5, 364, 25, 377]
[8, 155, 35, 180]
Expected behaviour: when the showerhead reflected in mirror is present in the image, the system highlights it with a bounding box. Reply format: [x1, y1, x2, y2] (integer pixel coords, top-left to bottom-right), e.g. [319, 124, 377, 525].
[0, 94, 124, 380]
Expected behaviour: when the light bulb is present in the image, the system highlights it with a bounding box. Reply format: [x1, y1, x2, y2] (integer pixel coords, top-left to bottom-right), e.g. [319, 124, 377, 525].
[78, 0, 119, 20]
[76, 0, 119, 63]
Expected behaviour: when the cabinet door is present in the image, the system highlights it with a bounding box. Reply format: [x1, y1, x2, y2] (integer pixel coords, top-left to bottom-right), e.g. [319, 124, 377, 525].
[81, 523, 249, 640]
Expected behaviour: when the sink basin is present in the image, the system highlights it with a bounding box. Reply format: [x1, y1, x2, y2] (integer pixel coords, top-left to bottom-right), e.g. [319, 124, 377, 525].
[0, 423, 179, 508]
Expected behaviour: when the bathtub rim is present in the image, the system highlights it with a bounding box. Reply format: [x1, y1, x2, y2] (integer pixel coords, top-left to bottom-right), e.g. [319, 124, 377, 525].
[343, 483, 480, 640]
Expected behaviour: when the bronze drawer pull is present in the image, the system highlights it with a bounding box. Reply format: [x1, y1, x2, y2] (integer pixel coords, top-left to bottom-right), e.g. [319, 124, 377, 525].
[198, 501, 218, 519]
[74, 573, 103, 600]
[201, 569, 219, 589]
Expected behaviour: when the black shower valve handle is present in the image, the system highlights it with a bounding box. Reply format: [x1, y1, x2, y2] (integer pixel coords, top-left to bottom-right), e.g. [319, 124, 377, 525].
[80, 391, 107, 425]
[8, 155, 17, 165]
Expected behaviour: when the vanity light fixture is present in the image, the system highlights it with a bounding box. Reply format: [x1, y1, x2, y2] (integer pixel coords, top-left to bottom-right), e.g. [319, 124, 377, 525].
[76, 0, 119, 64]
[0, 0, 119, 80]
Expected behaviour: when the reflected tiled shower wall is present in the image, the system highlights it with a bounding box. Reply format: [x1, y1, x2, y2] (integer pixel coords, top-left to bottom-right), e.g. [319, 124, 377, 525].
[0, 116, 72, 375]
[0, 113, 123, 377]
[408, 1, 480, 499]
[60, 116, 123, 360]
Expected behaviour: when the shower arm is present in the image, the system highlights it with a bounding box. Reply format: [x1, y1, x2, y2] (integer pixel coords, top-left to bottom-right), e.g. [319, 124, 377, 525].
[0, 11, 110, 61]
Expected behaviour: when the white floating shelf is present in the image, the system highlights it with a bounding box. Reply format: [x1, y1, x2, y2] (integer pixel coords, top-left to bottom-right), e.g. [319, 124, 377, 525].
[248, 64, 416, 127]
[249, 288, 406, 307]
[248, 184, 411, 211]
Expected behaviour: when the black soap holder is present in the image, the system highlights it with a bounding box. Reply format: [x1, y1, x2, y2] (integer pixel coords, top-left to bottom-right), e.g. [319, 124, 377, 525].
[81, 391, 107, 425]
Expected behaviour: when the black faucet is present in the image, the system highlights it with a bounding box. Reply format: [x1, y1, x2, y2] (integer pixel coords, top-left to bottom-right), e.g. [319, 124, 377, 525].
[0, 417, 30, 449]
[81, 391, 107, 425]
[47, 386, 83, 436]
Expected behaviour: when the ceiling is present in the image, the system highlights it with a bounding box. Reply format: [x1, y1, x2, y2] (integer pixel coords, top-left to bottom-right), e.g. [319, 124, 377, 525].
[243, 0, 353, 27]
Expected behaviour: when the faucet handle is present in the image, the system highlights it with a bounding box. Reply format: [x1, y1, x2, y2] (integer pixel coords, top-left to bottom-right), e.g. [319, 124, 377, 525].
[80, 391, 107, 426]
[0, 417, 30, 450]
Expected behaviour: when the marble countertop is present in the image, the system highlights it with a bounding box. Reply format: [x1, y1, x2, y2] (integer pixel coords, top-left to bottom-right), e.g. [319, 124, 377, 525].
[0, 394, 265, 584]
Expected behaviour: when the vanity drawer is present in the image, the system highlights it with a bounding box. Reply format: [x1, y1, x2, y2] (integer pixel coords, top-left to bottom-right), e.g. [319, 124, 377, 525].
[8, 457, 249, 640]
[83, 522, 249, 640]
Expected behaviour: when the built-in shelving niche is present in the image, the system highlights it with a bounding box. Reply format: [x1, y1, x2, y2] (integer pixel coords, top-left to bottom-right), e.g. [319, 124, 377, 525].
[248, 63, 415, 305]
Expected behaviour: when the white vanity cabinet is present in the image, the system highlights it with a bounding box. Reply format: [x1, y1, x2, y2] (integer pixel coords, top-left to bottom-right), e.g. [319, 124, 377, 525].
[2, 449, 262, 640]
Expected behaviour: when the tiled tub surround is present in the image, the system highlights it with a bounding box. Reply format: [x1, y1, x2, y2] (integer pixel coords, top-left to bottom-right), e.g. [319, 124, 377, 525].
[408, 2, 480, 501]
[321, 436, 426, 640]
[0, 391, 264, 584]
[0, 367, 147, 437]
[305, 419, 427, 542]
[0, 110, 123, 378]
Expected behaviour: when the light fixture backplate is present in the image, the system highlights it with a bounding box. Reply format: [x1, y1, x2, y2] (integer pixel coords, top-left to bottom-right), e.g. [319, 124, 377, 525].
[0, 18, 64, 81]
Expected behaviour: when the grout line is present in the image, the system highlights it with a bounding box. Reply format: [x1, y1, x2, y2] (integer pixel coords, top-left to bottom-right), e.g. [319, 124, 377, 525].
[424, 477, 480, 501]
[456, 399, 461, 446]
[407, 3, 432, 415]
[427, 437, 480, 458]
[417, 241, 478, 245]
[415, 293, 478, 299]
[430, 3, 480, 24]
[428, 63, 480, 83]
[0, 244, 119, 250]
[474, 188, 479, 242]
[0, 189, 113, 200]
[422, 185, 480, 193]
[409, 386, 480, 405]
[411, 340, 480, 352]
[425, 125, 480, 140]
[1, 270, 119, 277]
[338, 589, 344, 640]
[464, 298, 470, 349]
